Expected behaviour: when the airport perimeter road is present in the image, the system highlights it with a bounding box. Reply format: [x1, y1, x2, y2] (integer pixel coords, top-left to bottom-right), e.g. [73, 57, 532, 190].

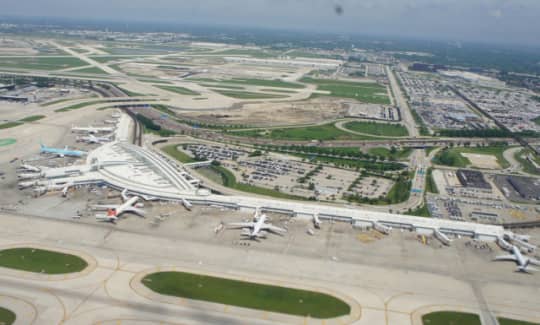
[386, 66, 418, 138]
[0, 212, 539, 325]
[502, 147, 523, 173]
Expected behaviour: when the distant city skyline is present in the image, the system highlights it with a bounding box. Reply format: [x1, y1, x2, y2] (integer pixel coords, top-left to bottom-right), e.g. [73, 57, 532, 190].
[1, 0, 539, 46]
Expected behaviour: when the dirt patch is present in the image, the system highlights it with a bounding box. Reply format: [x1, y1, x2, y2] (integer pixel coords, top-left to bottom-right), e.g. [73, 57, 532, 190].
[179, 97, 349, 126]
[461, 153, 501, 169]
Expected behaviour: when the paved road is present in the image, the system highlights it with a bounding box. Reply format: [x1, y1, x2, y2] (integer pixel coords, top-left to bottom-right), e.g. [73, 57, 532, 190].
[386, 66, 418, 137]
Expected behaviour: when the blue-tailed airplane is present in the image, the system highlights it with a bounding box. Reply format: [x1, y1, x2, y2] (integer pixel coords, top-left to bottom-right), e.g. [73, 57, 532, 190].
[40, 143, 87, 158]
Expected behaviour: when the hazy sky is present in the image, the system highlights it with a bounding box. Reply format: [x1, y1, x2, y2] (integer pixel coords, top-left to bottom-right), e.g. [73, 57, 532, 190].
[1, 0, 539, 46]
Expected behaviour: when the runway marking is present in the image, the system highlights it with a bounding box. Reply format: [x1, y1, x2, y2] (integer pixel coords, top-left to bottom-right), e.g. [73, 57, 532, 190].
[42, 288, 68, 323]
[0, 294, 39, 325]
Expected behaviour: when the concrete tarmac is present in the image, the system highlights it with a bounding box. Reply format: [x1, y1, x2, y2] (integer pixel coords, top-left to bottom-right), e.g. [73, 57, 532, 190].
[0, 212, 538, 325]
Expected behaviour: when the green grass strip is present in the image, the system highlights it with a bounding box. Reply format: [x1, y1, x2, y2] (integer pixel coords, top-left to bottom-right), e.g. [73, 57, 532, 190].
[0, 307, 16, 325]
[156, 85, 200, 96]
[421, 311, 480, 325]
[142, 271, 350, 318]
[0, 248, 88, 274]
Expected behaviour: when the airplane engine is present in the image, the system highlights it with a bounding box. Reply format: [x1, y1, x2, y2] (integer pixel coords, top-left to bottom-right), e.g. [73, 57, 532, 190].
[135, 202, 145, 208]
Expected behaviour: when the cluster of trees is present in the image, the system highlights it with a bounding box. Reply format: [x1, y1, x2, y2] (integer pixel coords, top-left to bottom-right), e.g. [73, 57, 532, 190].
[135, 114, 175, 137]
[298, 164, 323, 184]
[256, 144, 389, 161]
[438, 128, 539, 138]
[344, 171, 411, 205]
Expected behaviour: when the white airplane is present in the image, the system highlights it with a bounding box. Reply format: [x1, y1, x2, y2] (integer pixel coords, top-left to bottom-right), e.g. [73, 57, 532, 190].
[181, 198, 193, 211]
[104, 119, 118, 125]
[77, 134, 112, 144]
[93, 189, 145, 223]
[71, 125, 114, 134]
[227, 209, 286, 239]
[494, 245, 540, 273]
[313, 213, 321, 229]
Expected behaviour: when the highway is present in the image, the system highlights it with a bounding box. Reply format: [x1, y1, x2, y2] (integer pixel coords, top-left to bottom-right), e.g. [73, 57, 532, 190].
[386, 66, 418, 137]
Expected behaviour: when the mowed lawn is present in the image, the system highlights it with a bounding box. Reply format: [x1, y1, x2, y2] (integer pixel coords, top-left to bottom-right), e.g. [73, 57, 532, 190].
[0, 307, 15, 325]
[0, 248, 88, 274]
[161, 144, 197, 163]
[301, 77, 390, 104]
[0, 56, 87, 70]
[343, 121, 409, 136]
[231, 123, 383, 141]
[142, 271, 351, 318]
[211, 89, 287, 99]
[156, 85, 200, 96]
[498, 318, 540, 325]
[422, 311, 480, 325]
[432, 146, 510, 168]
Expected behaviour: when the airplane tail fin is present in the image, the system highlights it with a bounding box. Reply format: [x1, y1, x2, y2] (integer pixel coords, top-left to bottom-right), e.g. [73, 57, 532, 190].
[121, 189, 129, 201]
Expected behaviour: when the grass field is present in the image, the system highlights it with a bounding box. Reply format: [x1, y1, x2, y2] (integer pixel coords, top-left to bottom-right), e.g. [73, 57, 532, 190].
[0, 56, 87, 70]
[211, 89, 287, 99]
[231, 123, 383, 141]
[71, 66, 108, 74]
[0, 307, 15, 325]
[0, 248, 88, 274]
[0, 138, 16, 147]
[301, 77, 390, 104]
[0, 122, 23, 129]
[343, 121, 409, 137]
[156, 85, 200, 96]
[498, 318, 540, 325]
[422, 311, 480, 325]
[425, 167, 439, 194]
[18, 115, 45, 122]
[55, 100, 103, 112]
[213, 49, 278, 58]
[161, 144, 197, 163]
[368, 147, 412, 160]
[514, 149, 540, 175]
[405, 203, 431, 217]
[142, 271, 350, 318]
[89, 55, 138, 63]
[199, 83, 244, 90]
[432, 146, 509, 168]
[225, 78, 304, 89]
[259, 88, 297, 93]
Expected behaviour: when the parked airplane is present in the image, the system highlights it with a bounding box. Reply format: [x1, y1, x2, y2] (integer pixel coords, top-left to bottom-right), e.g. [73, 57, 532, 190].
[494, 245, 540, 273]
[227, 209, 286, 239]
[77, 134, 112, 144]
[93, 189, 145, 223]
[71, 125, 114, 134]
[313, 213, 321, 228]
[40, 144, 87, 158]
[181, 198, 193, 211]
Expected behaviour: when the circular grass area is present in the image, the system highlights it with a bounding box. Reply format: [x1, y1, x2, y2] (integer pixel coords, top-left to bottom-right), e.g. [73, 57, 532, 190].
[0, 248, 88, 274]
[142, 271, 351, 318]
[0, 306, 16, 325]
[0, 138, 16, 147]
[422, 311, 480, 325]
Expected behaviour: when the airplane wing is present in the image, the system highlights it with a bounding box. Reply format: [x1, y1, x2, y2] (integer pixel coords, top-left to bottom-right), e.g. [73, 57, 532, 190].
[262, 224, 287, 233]
[227, 222, 254, 229]
[494, 254, 518, 262]
[91, 204, 118, 210]
[529, 258, 540, 266]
